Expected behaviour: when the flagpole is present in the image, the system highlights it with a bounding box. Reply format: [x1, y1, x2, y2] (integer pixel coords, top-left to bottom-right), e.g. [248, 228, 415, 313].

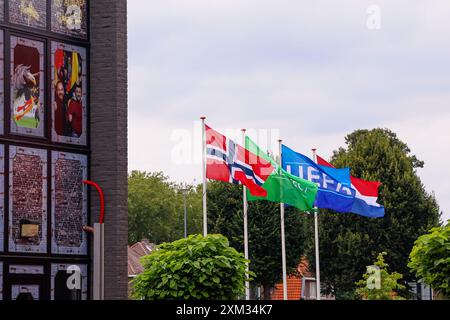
[201, 117, 208, 236]
[312, 148, 321, 301]
[242, 129, 250, 301]
[279, 139, 288, 301]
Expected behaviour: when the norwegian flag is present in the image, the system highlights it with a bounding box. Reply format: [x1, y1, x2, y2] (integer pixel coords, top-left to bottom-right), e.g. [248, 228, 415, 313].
[205, 125, 274, 197]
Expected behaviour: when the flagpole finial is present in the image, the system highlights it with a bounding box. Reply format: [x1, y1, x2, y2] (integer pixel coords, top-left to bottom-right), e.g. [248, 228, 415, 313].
[312, 148, 317, 152]
[278, 139, 282, 143]
[200, 116, 206, 121]
[241, 128, 246, 133]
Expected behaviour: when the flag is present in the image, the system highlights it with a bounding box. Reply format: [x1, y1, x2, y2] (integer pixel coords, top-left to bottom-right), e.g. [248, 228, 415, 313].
[317, 155, 385, 218]
[70, 51, 80, 91]
[246, 137, 318, 212]
[206, 125, 274, 197]
[282, 145, 355, 212]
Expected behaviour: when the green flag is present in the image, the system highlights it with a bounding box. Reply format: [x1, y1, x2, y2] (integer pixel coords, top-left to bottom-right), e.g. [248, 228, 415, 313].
[245, 137, 318, 212]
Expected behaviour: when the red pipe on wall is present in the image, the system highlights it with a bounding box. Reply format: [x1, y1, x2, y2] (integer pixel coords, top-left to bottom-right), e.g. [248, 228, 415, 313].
[83, 180, 105, 224]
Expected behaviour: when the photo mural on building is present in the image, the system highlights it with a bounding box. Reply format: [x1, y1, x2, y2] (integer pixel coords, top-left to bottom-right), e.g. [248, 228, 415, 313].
[8, 146, 47, 253]
[51, 0, 87, 39]
[0, 0, 100, 301]
[9, 0, 46, 30]
[9, 265, 44, 275]
[0, 145, 4, 253]
[51, 264, 87, 300]
[51, 42, 87, 145]
[0, 262, 2, 300]
[51, 151, 88, 255]
[0, 31, 4, 135]
[10, 36, 45, 137]
[12, 284, 40, 300]
[0, 1, 4, 21]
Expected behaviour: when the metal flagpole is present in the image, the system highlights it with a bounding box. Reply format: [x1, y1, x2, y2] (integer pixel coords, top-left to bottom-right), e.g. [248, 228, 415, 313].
[201, 117, 208, 236]
[279, 139, 288, 300]
[312, 148, 321, 300]
[242, 129, 250, 300]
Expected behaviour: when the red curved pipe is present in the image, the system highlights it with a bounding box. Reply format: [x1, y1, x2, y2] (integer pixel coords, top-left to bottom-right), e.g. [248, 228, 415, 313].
[83, 180, 105, 224]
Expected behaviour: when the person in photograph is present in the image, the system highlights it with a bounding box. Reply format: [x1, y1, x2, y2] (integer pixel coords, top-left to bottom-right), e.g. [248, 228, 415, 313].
[53, 81, 71, 136]
[68, 85, 83, 138]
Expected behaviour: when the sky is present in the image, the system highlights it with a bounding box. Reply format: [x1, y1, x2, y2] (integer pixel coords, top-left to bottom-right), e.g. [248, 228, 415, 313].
[128, 0, 450, 222]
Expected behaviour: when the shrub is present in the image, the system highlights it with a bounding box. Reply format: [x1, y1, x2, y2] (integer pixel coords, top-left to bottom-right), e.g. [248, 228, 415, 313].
[409, 222, 450, 299]
[132, 234, 252, 300]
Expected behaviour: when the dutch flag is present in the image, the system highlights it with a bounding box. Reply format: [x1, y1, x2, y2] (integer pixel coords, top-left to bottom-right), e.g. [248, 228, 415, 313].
[317, 155, 385, 218]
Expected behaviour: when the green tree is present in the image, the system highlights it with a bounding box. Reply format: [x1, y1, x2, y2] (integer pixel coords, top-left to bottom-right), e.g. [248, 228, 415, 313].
[207, 181, 310, 299]
[409, 222, 450, 299]
[128, 171, 202, 244]
[311, 129, 441, 299]
[355, 252, 406, 300]
[132, 234, 251, 300]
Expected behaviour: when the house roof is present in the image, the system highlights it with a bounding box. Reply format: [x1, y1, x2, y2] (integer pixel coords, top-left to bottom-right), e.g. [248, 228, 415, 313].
[270, 257, 315, 300]
[128, 240, 156, 277]
[271, 276, 303, 300]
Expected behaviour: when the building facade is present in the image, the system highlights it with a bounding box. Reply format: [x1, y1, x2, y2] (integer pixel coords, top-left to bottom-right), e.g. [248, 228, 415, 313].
[0, 0, 128, 300]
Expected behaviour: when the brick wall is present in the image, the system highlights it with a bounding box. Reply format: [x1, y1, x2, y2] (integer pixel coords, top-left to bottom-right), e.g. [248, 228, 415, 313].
[90, 0, 128, 300]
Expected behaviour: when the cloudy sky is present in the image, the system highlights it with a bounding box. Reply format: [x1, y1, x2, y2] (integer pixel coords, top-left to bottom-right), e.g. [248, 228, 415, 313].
[128, 0, 450, 222]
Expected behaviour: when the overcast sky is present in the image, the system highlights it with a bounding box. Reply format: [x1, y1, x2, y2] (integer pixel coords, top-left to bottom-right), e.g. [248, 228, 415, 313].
[128, 0, 450, 222]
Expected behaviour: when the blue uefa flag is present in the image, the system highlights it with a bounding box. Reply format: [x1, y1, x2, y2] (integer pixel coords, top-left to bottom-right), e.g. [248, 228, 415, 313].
[282, 145, 355, 212]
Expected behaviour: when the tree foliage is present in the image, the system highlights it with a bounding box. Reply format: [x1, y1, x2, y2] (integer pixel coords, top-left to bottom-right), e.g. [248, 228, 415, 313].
[132, 234, 251, 300]
[128, 171, 203, 244]
[311, 129, 441, 299]
[207, 181, 310, 298]
[355, 252, 406, 300]
[408, 222, 450, 299]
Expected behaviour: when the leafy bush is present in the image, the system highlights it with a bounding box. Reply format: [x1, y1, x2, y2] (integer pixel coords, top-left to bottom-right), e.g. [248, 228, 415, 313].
[409, 222, 450, 299]
[355, 252, 406, 300]
[132, 234, 252, 300]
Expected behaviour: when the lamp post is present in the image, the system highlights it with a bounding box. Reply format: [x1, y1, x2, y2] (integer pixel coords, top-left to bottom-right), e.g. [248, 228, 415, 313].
[181, 188, 189, 238]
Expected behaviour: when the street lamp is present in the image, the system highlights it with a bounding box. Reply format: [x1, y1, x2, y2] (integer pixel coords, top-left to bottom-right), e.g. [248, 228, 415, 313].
[180, 188, 189, 238]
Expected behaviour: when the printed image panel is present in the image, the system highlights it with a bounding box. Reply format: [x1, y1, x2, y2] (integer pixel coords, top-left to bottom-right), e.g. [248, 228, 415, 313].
[51, 0, 88, 39]
[9, 0, 47, 30]
[51, 151, 88, 255]
[8, 146, 47, 253]
[10, 36, 45, 137]
[51, 264, 88, 300]
[9, 265, 44, 275]
[0, 1, 4, 21]
[0, 145, 4, 253]
[0, 31, 4, 135]
[12, 284, 40, 300]
[0, 262, 3, 300]
[51, 42, 87, 146]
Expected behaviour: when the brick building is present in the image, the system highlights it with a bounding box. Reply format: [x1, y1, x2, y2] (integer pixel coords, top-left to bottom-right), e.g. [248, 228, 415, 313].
[0, 0, 128, 300]
[270, 258, 335, 300]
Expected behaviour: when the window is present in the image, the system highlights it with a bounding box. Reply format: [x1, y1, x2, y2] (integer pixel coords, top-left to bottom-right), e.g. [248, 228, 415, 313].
[302, 278, 317, 300]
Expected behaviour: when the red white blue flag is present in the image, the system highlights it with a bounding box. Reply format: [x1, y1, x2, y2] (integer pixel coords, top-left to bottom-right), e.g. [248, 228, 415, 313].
[205, 124, 274, 197]
[317, 155, 385, 218]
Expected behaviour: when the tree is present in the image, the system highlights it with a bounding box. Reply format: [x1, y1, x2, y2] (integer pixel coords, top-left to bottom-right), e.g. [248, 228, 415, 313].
[207, 181, 310, 299]
[128, 171, 203, 244]
[311, 129, 441, 299]
[355, 252, 406, 300]
[409, 222, 450, 299]
[131, 234, 251, 300]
